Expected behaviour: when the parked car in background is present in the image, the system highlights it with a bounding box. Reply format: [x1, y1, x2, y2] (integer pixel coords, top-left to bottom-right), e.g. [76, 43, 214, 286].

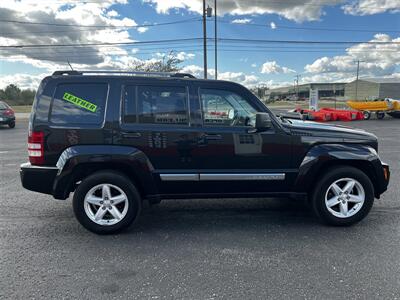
[0, 101, 15, 128]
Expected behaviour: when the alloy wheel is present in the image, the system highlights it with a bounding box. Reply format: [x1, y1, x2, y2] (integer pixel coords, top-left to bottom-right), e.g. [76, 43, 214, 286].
[324, 178, 365, 218]
[83, 183, 129, 226]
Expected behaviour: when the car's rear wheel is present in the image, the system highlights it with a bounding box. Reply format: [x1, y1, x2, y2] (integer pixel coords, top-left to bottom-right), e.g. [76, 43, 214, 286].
[311, 166, 374, 226]
[73, 171, 141, 234]
[8, 121, 15, 128]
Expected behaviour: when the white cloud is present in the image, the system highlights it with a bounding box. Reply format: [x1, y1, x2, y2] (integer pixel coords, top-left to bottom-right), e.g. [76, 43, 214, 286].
[304, 34, 400, 80]
[343, 0, 400, 15]
[181, 65, 260, 87]
[261, 61, 295, 74]
[106, 10, 119, 17]
[137, 27, 149, 33]
[144, 0, 344, 22]
[176, 51, 195, 60]
[0, 0, 136, 68]
[251, 63, 257, 68]
[231, 18, 252, 24]
[145, 0, 400, 22]
[0, 73, 48, 90]
[270, 22, 277, 29]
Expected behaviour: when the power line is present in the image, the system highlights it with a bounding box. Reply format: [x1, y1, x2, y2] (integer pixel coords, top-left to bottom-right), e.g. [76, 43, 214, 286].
[1, 37, 399, 49]
[219, 20, 400, 33]
[0, 18, 201, 37]
[0, 17, 200, 28]
[1, 47, 397, 62]
[0, 38, 204, 49]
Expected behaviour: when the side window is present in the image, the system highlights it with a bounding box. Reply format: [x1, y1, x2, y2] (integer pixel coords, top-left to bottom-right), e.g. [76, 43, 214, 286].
[51, 83, 107, 125]
[137, 85, 188, 125]
[123, 85, 136, 124]
[200, 88, 257, 126]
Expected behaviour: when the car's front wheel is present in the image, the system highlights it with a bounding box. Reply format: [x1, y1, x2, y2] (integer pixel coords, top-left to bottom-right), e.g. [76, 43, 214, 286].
[311, 166, 374, 226]
[73, 171, 141, 234]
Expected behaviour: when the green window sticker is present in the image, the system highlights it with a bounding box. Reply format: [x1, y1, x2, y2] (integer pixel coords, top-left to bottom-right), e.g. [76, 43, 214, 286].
[62, 92, 98, 112]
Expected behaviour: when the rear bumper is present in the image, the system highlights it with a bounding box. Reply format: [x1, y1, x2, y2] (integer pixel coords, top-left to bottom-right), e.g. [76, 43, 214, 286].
[20, 163, 58, 196]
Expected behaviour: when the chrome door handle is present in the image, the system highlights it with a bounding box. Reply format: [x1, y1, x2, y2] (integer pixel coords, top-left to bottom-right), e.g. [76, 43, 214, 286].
[204, 133, 222, 140]
[121, 132, 142, 138]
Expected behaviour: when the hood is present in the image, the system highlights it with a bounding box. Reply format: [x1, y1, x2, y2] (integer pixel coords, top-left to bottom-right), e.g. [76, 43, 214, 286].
[282, 119, 377, 144]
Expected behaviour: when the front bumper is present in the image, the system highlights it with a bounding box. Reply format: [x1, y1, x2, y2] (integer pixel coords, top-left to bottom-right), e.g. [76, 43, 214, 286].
[379, 162, 390, 195]
[0, 115, 15, 124]
[20, 162, 58, 195]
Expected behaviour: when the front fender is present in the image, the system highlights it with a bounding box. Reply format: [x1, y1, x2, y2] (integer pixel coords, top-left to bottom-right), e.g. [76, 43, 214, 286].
[52, 145, 156, 199]
[294, 143, 385, 195]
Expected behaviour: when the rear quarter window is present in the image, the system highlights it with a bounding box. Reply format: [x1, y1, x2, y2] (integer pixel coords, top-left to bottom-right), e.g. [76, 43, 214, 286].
[50, 83, 108, 125]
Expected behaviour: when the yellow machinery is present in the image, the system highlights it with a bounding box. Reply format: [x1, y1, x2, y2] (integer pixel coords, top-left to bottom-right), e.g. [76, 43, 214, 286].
[347, 99, 400, 119]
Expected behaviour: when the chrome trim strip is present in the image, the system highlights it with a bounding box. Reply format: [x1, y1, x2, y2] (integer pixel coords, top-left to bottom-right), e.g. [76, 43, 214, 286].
[200, 173, 285, 181]
[160, 174, 199, 181]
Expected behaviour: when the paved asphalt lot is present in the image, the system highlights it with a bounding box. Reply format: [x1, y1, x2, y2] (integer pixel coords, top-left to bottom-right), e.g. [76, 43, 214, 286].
[1, 117, 400, 299]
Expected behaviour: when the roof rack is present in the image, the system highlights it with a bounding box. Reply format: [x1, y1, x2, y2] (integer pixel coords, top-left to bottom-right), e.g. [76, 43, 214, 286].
[52, 70, 196, 78]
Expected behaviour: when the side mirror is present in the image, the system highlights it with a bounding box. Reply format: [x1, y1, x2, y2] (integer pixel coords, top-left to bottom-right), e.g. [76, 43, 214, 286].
[255, 113, 272, 131]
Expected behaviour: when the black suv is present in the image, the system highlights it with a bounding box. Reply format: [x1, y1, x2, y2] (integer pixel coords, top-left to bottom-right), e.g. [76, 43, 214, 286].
[20, 71, 390, 234]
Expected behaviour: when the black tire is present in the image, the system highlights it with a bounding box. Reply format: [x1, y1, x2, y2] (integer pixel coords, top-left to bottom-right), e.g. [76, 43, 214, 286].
[8, 121, 15, 128]
[376, 111, 385, 120]
[387, 111, 400, 119]
[311, 166, 374, 226]
[73, 171, 141, 234]
[363, 111, 371, 120]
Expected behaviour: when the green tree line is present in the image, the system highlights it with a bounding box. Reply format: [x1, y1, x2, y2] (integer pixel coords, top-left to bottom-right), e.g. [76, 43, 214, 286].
[0, 84, 36, 106]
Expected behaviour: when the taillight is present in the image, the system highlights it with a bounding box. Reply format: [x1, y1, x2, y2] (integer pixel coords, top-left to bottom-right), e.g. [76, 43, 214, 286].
[4, 109, 14, 116]
[28, 131, 44, 165]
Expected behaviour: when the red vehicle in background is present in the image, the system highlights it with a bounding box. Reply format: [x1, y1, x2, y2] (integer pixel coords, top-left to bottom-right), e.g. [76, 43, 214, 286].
[294, 107, 364, 122]
[0, 101, 16, 128]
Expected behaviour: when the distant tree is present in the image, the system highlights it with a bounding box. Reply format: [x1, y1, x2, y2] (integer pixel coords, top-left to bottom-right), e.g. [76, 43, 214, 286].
[4, 84, 21, 100]
[20, 89, 36, 105]
[129, 51, 183, 72]
[0, 84, 36, 105]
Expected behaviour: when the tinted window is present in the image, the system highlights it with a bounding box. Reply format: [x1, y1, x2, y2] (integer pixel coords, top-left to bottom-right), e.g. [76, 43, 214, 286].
[122, 85, 136, 123]
[200, 89, 257, 126]
[0, 102, 8, 109]
[137, 86, 188, 125]
[51, 83, 108, 125]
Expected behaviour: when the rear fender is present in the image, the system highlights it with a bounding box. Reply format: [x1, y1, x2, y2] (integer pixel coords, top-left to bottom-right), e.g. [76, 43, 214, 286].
[53, 145, 156, 199]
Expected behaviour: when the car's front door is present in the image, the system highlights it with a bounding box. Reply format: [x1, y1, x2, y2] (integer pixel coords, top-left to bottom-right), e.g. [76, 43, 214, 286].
[191, 83, 293, 195]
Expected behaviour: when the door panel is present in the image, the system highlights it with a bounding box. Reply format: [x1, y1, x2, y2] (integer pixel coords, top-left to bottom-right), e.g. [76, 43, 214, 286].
[190, 84, 293, 193]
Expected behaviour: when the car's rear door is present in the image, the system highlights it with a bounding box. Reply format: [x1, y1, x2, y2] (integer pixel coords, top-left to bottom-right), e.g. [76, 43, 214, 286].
[116, 79, 201, 195]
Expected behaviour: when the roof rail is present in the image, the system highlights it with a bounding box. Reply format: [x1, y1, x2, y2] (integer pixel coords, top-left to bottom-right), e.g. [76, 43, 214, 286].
[52, 70, 196, 78]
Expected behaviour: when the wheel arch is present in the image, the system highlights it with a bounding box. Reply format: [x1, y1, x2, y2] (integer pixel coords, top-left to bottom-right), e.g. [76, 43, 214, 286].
[295, 143, 382, 198]
[52, 145, 157, 200]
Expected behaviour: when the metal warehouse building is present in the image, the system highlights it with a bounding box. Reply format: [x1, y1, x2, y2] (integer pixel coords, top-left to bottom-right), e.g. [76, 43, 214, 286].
[266, 83, 345, 100]
[344, 78, 400, 100]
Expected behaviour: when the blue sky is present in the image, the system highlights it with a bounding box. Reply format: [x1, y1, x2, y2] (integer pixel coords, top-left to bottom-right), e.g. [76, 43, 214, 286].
[0, 0, 399, 89]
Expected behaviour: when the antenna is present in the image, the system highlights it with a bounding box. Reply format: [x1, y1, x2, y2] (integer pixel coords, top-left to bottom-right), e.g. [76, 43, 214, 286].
[67, 60, 74, 71]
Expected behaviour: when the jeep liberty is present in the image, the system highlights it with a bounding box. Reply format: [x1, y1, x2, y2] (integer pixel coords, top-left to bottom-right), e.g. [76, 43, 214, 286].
[20, 71, 390, 234]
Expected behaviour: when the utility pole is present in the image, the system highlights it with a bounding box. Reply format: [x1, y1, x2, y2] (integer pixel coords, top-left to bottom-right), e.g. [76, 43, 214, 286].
[354, 60, 364, 100]
[214, 0, 217, 79]
[202, 0, 207, 79]
[294, 74, 301, 100]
